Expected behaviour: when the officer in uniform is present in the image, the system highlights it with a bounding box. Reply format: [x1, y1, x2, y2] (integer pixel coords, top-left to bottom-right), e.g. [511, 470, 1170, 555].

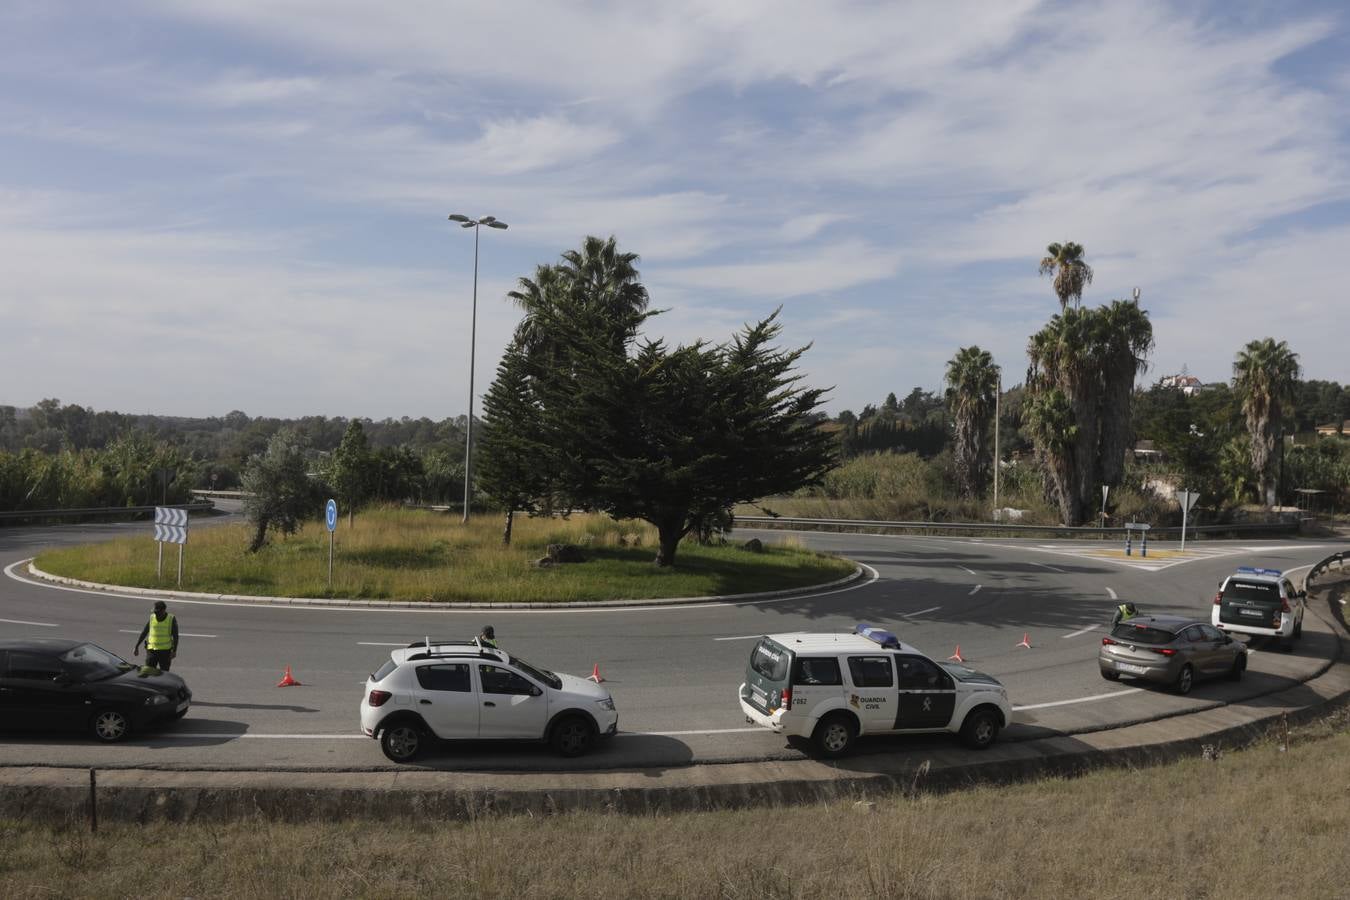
[478, 625, 498, 649]
[133, 600, 179, 671]
[1111, 602, 1139, 628]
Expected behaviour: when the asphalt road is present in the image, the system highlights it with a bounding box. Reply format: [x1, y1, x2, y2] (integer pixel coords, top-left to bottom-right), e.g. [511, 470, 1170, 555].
[0, 512, 1342, 772]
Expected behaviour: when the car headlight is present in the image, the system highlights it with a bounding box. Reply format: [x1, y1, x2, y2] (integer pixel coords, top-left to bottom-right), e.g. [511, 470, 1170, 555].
[596, 697, 616, 711]
[144, 694, 170, 706]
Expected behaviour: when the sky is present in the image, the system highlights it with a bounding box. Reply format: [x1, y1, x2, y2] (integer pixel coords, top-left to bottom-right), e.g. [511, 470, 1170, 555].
[3, 0, 1348, 420]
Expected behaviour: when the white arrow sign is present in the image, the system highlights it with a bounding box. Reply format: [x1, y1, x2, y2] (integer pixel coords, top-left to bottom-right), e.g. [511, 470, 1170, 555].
[154, 507, 188, 527]
[154, 524, 188, 544]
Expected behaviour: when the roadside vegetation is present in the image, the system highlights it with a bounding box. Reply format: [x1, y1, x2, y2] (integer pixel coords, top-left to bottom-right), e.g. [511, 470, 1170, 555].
[5, 711, 1347, 898]
[33, 507, 853, 603]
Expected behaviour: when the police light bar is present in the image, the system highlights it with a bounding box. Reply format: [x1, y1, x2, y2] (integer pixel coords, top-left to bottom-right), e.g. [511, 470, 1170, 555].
[856, 623, 900, 649]
[1236, 566, 1282, 577]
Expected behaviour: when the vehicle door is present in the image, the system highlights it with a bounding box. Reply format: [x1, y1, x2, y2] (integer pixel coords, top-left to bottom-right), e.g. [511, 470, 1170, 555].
[411, 663, 479, 739]
[1200, 624, 1237, 669]
[790, 656, 844, 720]
[893, 655, 956, 730]
[1179, 625, 1219, 675]
[1218, 578, 1282, 631]
[477, 663, 548, 739]
[1282, 579, 1303, 619]
[844, 655, 896, 734]
[1, 650, 84, 732]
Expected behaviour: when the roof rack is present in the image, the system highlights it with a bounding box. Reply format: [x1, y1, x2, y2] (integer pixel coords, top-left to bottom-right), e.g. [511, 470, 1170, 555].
[405, 647, 508, 663]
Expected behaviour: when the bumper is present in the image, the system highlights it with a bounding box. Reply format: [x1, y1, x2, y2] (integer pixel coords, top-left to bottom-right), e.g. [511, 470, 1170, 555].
[1214, 612, 1295, 638]
[738, 696, 784, 733]
[1099, 654, 1179, 685]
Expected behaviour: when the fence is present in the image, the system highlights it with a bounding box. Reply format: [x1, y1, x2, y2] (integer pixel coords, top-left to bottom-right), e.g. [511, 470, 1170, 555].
[733, 515, 1300, 540]
[0, 502, 214, 524]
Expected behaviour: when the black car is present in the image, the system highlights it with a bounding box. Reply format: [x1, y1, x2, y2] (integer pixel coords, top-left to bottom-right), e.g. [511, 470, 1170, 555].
[0, 639, 191, 742]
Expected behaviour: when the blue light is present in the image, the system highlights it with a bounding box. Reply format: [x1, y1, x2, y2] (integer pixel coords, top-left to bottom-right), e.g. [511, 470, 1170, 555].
[1236, 566, 1282, 577]
[856, 623, 900, 649]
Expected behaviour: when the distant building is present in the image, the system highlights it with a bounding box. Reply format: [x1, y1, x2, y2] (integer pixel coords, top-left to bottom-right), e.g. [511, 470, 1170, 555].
[1158, 373, 1206, 396]
[1314, 420, 1349, 437]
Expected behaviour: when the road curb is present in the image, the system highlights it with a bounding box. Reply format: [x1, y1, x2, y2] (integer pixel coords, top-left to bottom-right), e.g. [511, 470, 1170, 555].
[20, 561, 870, 610]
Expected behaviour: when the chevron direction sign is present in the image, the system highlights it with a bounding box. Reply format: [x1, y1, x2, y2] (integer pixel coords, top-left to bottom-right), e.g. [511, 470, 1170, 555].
[154, 507, 188, 544]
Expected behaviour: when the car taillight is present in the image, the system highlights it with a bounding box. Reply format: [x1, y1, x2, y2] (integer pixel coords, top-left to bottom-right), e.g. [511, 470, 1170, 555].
[368, 690, 391, 707]
[1102, 637, 1118, 645]
[1213, 592, 1222, 606]
[781, 687, 792, 710]
[1280, 596, 1291, 613]
[1152, 648, 1176, 656]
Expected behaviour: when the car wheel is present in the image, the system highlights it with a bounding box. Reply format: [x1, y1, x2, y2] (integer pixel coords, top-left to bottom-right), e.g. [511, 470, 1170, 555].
[1228, 654, 1247, 682]
[1100, 669, 1121, 681]
[1293, 616, 1302, 639]
[90, 709, 131, 743]
[550, 715, 596, 758]
[812, 713, 857, 759]
[380, 721, 425, 763]
[1174, 664, 1195, 695]
[960, 707, 1001, 750]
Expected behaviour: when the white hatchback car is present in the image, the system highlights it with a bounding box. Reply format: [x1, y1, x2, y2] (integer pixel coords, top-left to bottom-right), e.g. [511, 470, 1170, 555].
[360, 640, 618, 762]
[738, 624, 1013, 757]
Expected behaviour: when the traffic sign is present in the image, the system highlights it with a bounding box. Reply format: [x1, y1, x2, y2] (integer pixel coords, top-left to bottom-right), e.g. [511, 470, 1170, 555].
[154, 524, 187, 544]
[326, 499, 338, 532]
[154, 507, 188, 527]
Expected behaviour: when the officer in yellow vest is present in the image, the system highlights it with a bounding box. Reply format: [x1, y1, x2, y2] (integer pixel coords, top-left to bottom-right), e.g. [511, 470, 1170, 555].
[1112, 602, 1139, 628]
[133, 600, 179, 671]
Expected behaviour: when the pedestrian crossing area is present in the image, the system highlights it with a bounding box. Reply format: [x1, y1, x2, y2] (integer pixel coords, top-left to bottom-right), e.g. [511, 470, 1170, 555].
[1018, 542, 1321, 572]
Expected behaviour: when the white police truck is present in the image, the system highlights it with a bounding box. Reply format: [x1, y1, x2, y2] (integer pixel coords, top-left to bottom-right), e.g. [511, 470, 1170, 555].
[737, 624, 1012, 758]
[1212, 566, 1305, 648]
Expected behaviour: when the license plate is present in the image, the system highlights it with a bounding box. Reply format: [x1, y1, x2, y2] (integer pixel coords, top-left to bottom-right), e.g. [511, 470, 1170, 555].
[1239, 609, 1264, 617]
[1116, 663, 1148, 674]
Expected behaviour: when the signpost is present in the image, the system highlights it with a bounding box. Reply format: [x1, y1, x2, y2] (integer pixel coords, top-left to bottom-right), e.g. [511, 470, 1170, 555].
[1100, 485, 1110, 530]
[1178, 489, 1201, 552]
[1125, 522, 1150, 557]
[325, 499, 338, 589]
[153, 507, 188, 586]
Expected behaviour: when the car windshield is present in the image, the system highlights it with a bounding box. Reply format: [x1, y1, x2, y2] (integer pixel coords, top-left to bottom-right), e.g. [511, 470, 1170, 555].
[1110, 624, 1176, 645]
[507, 655, 562, 690]
[1224, 581, 1279, 603]
[750, 639, 790, 682]
[59, 643, 134, 681]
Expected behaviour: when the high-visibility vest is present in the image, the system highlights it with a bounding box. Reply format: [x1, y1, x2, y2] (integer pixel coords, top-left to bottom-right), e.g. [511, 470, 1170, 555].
[146, 614, 175, 650]
[1117, 604, 1135, 622]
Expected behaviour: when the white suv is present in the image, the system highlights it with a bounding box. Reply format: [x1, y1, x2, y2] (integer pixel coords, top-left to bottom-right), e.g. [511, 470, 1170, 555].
[1212, 566, 1305, 648]
[360, 640, 618, 762]
[738, 624, 1013, 758]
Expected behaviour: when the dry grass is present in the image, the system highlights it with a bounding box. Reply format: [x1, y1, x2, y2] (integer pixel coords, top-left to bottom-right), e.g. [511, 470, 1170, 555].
[6, 719, 1350, 899]
[33, 507, 853, 603]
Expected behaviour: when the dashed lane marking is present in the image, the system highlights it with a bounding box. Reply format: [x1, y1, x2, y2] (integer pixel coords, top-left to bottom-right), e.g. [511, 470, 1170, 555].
[1032, 562, 1065, 573]
[904, 606, 942, 617]
[1013, 688, 1143, 711]
[357, 641, 409, 647]
[968, 584, 982, 596]
[0, 617, 58, 627]
[713, 635, 765, 641]
[1062, 623, 1101, 639]
[957, 565, 977, 576]
[1106, 587, 1117, 600]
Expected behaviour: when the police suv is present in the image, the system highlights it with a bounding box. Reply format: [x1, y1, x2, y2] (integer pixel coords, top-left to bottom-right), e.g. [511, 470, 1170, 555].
[737, 625, 1012, 758]
[1212, 566, 1305, 647]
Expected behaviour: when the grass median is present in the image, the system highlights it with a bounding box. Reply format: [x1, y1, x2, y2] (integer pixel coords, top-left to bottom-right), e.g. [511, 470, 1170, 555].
[6, 711, 1348, 898]
[33, 507, 855, 603]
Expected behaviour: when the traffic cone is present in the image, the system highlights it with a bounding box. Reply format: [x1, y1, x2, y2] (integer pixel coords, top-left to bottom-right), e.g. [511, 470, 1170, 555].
[276, 665, 302, 687]
[947, 645, 965, 662]
[587, 663, 604, 683]
[1017, 633, 1032, 649]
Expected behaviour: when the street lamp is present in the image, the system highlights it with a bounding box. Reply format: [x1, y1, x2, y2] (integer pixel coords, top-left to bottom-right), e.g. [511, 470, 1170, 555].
[448, 213, 508, 524]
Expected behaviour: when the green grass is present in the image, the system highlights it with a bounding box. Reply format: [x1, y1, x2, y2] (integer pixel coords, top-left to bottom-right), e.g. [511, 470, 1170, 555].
[33, 507, 854, 603]
[5, 712, 1348, 898]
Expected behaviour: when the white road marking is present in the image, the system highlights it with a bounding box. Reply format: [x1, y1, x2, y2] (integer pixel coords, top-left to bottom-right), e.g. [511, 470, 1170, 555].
[1105, 587, 1118, 600]
[968, 584, 982, 596]
[6, 559, 881, 616]
[1063, 623, 1100, 639]
[119, 629, 217, 638]
[0, 617, 58, 627]
[712, 635, 764, 642]
[636, 727, 764, 737]
[154, 733, 367, 740]
[1014, 688, 1142, 711]
[957, 565, 977, 576]
[904, 606, 942, 617]
[357, 641, 410, 647]
[1032, 562, 1065, 573]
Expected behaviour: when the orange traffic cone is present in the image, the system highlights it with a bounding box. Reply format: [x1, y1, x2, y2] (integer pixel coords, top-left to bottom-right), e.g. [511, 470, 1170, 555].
[276, 665, 302, 687]
[1017, 633, 1032, 649]
[947, 645, 965, 662]
[587, 663, 604, 683]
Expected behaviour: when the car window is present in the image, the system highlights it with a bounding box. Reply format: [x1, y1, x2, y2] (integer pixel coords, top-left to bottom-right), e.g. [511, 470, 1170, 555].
[750, 640, 790, 683]
[792, 657, 842, 686]
[1180, 626, 1206, 643]
[415, 664, 471, 692]
[1200, 625, 1226, 641]
[479, 665, 537, 696]
[4, 651, 63, 681]
[895, 655, 950, 689]
[1110, 623, 1176, 644]
[847, 656, 894, 688]
[1222, 581, 1279, 603]
[371, 659, 398, 683]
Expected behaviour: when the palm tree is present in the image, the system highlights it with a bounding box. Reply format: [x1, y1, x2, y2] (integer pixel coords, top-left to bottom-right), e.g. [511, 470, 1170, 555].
[1096, 300, 1154, 487]
[1038, 241, 1094, 311]
[1233, 338, 1300, 507]
[1026, 308, 1102, 524]
[944, 346, 999, 498]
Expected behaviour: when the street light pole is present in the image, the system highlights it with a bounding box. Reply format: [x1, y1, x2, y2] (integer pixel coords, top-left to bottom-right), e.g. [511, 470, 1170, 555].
[448, 213, 508, 524]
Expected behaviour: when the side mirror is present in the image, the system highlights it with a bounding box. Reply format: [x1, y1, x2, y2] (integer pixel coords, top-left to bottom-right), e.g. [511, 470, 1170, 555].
[531, 685, 543, 697]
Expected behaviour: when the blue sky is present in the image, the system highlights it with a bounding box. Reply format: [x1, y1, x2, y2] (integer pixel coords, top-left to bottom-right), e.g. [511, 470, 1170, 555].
[3, 1, 1348, 419]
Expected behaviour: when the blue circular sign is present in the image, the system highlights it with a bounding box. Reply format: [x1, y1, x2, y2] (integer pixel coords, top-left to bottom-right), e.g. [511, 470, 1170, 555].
[325, 499, 338, 532]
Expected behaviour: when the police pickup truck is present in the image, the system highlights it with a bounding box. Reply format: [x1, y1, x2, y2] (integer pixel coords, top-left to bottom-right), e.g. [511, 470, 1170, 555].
[1211, 566, 1305, 649]
[737, 624, 1012, 758]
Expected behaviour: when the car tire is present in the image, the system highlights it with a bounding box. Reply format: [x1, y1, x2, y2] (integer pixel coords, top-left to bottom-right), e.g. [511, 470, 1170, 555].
[1100, 669, 1121, 681]
[90, 708, 131, 743]
[550, 715, 596, 758]
[1228, 654, 1246, 682]
[1174, 664, 1195, 695]
[380, 721, 425, 763]
[1293, 616, 1302, 639]
[959, 707, 1001, 750]
[812, 713, 857, 759]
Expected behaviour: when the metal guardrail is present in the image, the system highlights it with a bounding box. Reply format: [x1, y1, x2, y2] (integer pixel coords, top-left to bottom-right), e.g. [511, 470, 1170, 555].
[1307, 550, 1350, 586]
[0, 502, 214, 522]
[734, 515, 1300, 539]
